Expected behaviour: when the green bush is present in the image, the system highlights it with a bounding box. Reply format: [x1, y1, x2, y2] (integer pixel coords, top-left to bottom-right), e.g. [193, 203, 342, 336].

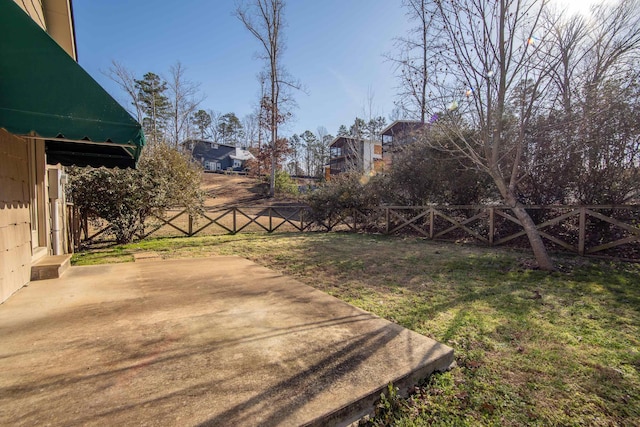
[306, 173, 381, 228]
[274, 170, 299, 196]
[382, 139, 495, 206]
[68, 142, 204, 243]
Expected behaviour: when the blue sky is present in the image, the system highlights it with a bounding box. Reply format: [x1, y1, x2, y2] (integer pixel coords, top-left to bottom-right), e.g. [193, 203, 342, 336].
[73, 0, 412, 138]
[73, 0, 593, 137]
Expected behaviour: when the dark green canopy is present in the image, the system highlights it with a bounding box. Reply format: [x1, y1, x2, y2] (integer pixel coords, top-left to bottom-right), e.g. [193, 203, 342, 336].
[0, 0, 145, 168]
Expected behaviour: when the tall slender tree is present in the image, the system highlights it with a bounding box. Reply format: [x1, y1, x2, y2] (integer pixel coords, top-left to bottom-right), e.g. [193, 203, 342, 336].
[166, 62, 203, 147]
[387, 0, 440, 123]
[315, 126, 332, 177]
[300, 130, 318, 176]
[242, 113, 260, 148]
[287, 133, 302, 175]
[192, 110, 212, 139]
[236, 0, 301, 196]
[103, 60, 144, 123]
[135, 72, 171, 146]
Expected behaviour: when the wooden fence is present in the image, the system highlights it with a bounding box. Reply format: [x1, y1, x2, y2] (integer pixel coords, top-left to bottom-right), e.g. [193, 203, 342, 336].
[69, 204, 640, 259]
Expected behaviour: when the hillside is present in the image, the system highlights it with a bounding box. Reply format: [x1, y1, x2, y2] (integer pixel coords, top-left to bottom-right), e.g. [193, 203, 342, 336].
[201, 172, 303, 208]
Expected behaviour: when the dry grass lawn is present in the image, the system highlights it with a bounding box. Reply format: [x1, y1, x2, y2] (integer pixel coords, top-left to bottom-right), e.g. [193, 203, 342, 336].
[73, 232, 640, 426]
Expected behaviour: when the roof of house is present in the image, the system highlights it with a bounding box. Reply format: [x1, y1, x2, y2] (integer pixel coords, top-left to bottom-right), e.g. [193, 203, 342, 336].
[380, 120, 424, 137]
[230, 148, 254, 161]
[187, 139, 255, 162]
[329, 136, 378, 148]
[184, 139, 237, 149]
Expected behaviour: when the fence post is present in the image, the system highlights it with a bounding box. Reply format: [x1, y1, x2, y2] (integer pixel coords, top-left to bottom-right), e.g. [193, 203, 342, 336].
[353, 209, 357, 232]
[73, 205, 81, 251]
[269, 207, 273, 232]
[489, 207, 494, 246]
[385, 207, 390, 234]
[429, 208, 434, 239]
[188, 214, 193, 236]
[232, 208, 237, 234]
[578, 207, 586, 256]
[82, 211, 88, 242]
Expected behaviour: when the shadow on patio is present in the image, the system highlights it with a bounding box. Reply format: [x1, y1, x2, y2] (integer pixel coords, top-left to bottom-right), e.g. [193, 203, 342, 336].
[0, 257, 453, 426]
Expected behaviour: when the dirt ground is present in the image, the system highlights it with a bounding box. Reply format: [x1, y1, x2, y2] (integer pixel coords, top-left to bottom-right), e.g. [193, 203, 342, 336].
[201, 172, 308, 208]
[201, 173, 269, 207]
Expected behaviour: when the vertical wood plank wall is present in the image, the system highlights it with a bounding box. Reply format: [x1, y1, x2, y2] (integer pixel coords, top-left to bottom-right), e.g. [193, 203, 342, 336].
[0, 129, 32, 303]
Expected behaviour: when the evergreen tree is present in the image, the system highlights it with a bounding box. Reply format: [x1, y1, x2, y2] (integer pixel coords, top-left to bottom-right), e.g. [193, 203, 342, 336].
[217, 112, 245, 145]
[192, 110, 212, 139]
[349, 118, 366, 138]
[287, 133, 302, 175]
[366, 116, 387, 141]
[300, 130, 318, 176]
[135, 72, 170, 145]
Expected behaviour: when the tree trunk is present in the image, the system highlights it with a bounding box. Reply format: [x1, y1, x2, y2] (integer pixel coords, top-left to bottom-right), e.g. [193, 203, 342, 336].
[495, 174, 555, 271]
[510, 204, 555, 271]
[270, 155, 276, 197]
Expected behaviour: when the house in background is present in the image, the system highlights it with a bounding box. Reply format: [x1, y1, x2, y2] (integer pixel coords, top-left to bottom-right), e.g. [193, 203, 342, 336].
[328, 136, 383, 177]
[0, 0, 145, 302]
[381, 120, 424, 169]
[185, 139, 255, 172]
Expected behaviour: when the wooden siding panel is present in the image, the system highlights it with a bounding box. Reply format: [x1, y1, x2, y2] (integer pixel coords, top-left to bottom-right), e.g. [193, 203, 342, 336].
[12, 0, 47, 31]
[0, 128, 31, 303]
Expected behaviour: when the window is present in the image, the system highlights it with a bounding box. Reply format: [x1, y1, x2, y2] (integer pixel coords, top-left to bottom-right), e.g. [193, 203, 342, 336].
[233, 160, 242, 169]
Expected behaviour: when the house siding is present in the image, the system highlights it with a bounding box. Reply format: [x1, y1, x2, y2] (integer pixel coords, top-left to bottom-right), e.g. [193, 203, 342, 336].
[189, 140, 251, 171]
[13, 0, 46, 31]
[329, 137, 382, 176]
[0, 129, 32, 302]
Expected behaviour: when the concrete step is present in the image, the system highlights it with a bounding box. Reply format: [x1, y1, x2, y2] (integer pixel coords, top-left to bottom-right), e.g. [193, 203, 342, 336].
[31, 254, 72, 281]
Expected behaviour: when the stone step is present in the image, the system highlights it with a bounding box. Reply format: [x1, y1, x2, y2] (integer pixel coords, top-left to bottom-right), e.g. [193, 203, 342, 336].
[31, 254, 72, 281]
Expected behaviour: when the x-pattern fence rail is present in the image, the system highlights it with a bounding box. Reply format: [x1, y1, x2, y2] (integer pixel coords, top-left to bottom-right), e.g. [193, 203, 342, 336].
[70, 204, 640, 259]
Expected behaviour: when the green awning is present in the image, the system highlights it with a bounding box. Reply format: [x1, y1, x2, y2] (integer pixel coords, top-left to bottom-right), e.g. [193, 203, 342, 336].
[0, 0, 145, 168]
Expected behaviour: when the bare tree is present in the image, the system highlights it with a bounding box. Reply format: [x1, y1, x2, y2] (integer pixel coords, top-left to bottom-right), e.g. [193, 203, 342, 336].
[386, 0, 440, 123]
[413, 0, 558, 270]
[315, 126, 331, 177]
[360, 87, 387, 142]
[575, 0, 640, 203]
[205, 109, 222, 142]
[582, 0, 640, 94]
[544, 11, 587, 114]
[242, 113, 260, 148]
[103, 60, 143, 123]
[166, 62, 203, 147]
[236, 0, 301, 196]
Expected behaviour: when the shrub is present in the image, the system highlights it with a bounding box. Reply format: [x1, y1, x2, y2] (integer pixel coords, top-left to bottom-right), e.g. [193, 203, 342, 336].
[274, 170, 299, 196]
[306, 173, 380, 228]
[68, 142, 204, 243]
[383, 139, 495, 206]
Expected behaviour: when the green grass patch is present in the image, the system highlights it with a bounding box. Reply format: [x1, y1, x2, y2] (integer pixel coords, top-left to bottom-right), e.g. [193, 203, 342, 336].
[73, 233, 640, 425]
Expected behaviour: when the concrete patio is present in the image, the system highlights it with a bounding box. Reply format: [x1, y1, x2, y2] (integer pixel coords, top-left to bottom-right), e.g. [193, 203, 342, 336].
[0, 256, 453, 426]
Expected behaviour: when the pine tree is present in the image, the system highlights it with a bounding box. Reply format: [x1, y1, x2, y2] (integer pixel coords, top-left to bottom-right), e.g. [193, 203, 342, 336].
[192, 110, 212, 139]
[217, 113, 245, 145]
[135, 72, 170, 145]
